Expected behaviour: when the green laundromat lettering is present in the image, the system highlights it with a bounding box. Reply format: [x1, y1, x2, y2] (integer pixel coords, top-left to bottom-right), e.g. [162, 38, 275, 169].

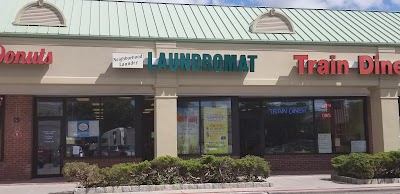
[224, 55, 238, 72]
[213, 54, 223, 72]
[238, 55, 248, 72]
[147, 52, 157, 70]
[202, 54, 213, 71]
[169, 53, 179, 71]
[248, 55, 257, 72]
[158, 53, 168, 70]
[180, 53, 191, 71]
[147, 52, 257, 72]
[191, 53, 201, 72]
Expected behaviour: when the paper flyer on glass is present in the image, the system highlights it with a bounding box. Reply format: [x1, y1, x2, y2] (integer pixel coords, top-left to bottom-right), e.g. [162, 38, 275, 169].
[177, 107, 200, 154]
[203, 107, 229, 154]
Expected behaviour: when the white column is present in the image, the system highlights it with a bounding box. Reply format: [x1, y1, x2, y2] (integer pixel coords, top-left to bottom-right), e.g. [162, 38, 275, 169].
[153, 86, 178, 157]
[369, 87, 400, 153]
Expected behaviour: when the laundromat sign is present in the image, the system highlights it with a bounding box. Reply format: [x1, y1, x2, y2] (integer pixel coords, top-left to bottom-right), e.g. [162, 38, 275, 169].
[0, 45, 53, 64]
[295, 55, 400, 75]
[113, 52, 257, 72]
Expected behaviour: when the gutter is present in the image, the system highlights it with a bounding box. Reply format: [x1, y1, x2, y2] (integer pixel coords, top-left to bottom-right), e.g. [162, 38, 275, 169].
[0, 33, 398, 47]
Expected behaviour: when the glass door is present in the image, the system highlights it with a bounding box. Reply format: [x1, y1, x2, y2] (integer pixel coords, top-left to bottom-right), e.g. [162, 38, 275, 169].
[36, 120, 62, 176]
[239, 99, 263, 157]
[35, 98, 64, 177]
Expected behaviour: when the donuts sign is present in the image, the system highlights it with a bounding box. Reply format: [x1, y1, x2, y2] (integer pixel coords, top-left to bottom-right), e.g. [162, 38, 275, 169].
[0, 45, 53, 65]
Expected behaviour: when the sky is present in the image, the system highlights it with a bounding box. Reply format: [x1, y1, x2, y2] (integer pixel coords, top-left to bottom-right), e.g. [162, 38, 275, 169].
[132, 0, 400, 11]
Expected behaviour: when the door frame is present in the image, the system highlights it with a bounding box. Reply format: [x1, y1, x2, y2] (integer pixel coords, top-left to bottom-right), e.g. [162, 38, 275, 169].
[238, 98, 264, 157]
[33, 98, 65, 178]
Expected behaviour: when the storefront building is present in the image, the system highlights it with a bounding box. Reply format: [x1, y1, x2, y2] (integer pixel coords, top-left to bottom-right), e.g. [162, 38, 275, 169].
[0, 0, 399, 180]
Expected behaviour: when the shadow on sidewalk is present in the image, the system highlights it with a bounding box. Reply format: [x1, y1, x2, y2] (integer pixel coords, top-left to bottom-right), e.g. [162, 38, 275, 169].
[49, 191, 73, 194]
[320, 177, 349, 185]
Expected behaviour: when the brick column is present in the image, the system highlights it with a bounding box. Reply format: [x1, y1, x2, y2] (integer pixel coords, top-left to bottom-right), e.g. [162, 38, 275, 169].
[0, 95, 33, 180]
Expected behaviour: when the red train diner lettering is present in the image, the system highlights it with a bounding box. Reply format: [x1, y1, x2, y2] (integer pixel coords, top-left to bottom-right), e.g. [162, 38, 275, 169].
[294, 55, 400, 75]
[0, 45, 52, 65]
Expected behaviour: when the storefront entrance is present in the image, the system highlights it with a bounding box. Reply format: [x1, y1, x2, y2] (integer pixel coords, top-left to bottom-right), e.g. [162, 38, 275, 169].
[239, 99, 263, 157]
[36, 120, 63, 177]
[33, 96, 155, 178]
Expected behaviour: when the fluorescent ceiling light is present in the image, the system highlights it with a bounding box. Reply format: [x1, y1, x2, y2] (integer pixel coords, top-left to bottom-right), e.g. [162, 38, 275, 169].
[145, 97, 154, 101]
[76, 98, 90, 102]
[118, 97, 132, 100]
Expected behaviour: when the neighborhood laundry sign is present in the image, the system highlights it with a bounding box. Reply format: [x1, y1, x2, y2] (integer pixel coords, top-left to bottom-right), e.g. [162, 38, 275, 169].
[112, 52, 257, 72]
[112, 53, 144, 68]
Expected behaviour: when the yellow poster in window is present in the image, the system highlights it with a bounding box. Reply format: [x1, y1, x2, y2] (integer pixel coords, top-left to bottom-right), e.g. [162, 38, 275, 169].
[203, 107, 228, 154]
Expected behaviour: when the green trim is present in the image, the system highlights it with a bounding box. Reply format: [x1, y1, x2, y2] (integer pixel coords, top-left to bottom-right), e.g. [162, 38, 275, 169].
[0, 32, 396, 47]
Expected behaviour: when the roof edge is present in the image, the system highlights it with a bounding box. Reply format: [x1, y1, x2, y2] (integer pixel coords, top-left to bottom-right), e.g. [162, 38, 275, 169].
[0, 33, 394, 47]
[87, 0, 400, 14]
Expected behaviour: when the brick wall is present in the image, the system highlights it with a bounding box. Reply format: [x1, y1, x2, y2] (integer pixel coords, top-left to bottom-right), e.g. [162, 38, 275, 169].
[265, 154, 338, 171]
[0, 95, 33, 180]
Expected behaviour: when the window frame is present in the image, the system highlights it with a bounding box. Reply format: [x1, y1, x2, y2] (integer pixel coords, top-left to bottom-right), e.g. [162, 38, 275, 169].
[254, 96, 369, 155]
[35, 96, 143, 160]
[179, 96, 369, 157]
[0, 96, 5, 161]
[177, 96, 239, 157]
[263, 98, 316, 154]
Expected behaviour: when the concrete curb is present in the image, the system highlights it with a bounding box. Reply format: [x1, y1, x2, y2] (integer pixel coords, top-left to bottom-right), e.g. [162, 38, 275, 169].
[331, 174, 400, 184]
[268, 188, 400, 194]
[73, 182, 273, 194]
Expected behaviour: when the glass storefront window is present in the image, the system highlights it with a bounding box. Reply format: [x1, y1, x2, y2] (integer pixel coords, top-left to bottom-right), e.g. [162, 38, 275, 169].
[101, 97, 136, 157]
[65, 97, 136, 158]
[37, 101, 63, 117]
[177, 98, 233, 155]
[177, 100, 200, 154]
[315, 99, 366, 153]
[264, 99, 315, 154]
[66, 98, 101, 157]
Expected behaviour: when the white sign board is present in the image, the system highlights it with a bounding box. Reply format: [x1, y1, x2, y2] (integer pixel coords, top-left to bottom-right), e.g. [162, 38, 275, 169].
[351, 140, 367, 153]
[318, 133, 332, 153]
[112, 53, 144, 68]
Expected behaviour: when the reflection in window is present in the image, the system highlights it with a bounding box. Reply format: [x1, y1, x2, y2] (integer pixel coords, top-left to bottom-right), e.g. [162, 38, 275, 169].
[66, 98, 100, 157]
[315, 99, 366, 153]
[37, 101, 63, 117]
[101, 97, 135, 157]
[37, 120, 61, 175]
[177, 100, 200, 154]
[65, 97, 136, 158]
[264, 100, 315, 154]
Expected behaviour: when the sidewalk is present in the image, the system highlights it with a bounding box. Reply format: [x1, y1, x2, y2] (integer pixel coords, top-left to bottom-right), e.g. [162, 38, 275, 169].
[0, 177, 76, 194]
[1, 175, 400, 194]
